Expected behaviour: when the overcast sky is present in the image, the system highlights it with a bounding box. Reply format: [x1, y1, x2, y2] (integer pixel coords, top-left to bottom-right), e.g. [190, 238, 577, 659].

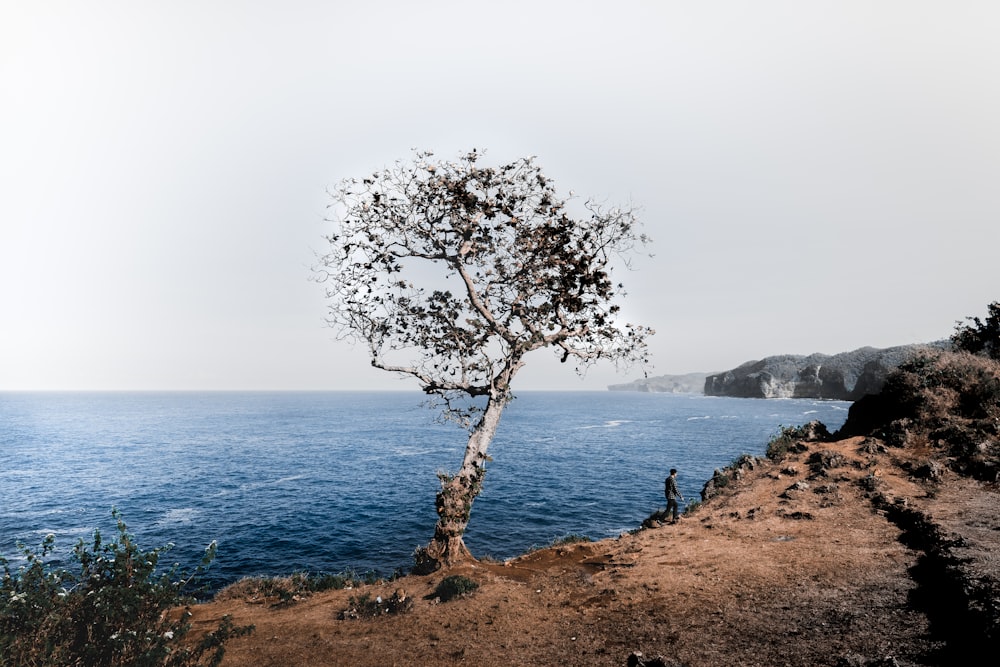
[3, 1, 999, 391]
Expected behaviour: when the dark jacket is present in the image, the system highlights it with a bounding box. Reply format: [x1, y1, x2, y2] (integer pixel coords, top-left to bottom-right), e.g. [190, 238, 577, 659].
[665, 475, 682, 500]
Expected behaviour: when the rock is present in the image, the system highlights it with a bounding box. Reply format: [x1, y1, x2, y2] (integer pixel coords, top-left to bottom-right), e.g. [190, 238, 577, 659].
[837, 655, 901, 667]
[609, 372, 712, 393]
[800, 421, 832, 442]
[780, 481, 810, 499]
[913, 460, 944, 481]
[703, 344, 947, 400]
[859, 473, 886, 494]
[700, 469, 732, 500]
[627, 651, 678, 667]
[808, 450, 848, 476]
[858, 438, 886, 455]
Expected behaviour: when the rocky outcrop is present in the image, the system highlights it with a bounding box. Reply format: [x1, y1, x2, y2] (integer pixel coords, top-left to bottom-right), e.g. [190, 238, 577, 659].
[702, 343, 947, 400]
[608, 372, 711, 394]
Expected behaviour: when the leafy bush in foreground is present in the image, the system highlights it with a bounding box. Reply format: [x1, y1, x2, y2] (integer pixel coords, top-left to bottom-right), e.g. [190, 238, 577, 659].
[0, 510, 253, 667]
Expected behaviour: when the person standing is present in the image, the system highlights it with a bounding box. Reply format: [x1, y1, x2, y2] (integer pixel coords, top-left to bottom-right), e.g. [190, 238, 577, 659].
[664, 468, 684, 523]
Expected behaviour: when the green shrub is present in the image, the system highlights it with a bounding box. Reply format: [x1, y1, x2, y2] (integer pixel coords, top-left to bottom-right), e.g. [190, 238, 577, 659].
[882, 351, 1000, 423]
[216, 569, 383, 607]
[952, 300, 1000, 360]
[338, 589, 412, 620]
[842, 349, 1000, 480]
[433, 575, 479, 602]
[0, 509, 253, 667]
[308, 571, 365, 592]
[684, 499, 702, 515]
[766, 425, 809, 461]
[549, 534, 593, 547]
[526, 533, 595, 554]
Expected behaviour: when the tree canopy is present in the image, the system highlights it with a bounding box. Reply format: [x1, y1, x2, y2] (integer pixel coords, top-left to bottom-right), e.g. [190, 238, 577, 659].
[317, 150, 652, 415]
[952, 300, 1000, 361]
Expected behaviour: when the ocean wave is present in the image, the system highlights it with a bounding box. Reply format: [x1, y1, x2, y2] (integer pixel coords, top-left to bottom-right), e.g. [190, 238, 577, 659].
[392, 447, 435, 457]
[578, 420, 630, 429]
[238, 474, 308, 492]
[153, 508, 200, 527]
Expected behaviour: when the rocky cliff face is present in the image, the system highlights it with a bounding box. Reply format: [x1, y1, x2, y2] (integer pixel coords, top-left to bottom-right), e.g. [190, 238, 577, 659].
[702, 343, 946, 400]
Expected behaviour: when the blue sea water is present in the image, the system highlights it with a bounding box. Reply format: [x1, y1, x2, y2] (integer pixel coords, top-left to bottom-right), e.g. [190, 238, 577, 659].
[0, 391, 849, 591]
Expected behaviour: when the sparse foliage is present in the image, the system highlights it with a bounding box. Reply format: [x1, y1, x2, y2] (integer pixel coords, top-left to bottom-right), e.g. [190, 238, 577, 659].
[0, 510, 253, 667]
[315, 150, 653, 567]
[433, 575, 479, 602]
[339, 590, 412, 620]
[549, 534, 593, 547]
[952, 301, 1000, 360]
[842, 350, 1000, 480]
[766, 425, 809, 461]
[215, 570, 372, 607]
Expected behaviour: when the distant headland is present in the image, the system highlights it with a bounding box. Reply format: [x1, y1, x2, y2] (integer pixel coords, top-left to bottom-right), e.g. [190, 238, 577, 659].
[609, 342, 950, 400]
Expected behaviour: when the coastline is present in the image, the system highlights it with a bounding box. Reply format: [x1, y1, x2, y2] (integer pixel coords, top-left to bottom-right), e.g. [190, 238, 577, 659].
[191, 426, 998, 666]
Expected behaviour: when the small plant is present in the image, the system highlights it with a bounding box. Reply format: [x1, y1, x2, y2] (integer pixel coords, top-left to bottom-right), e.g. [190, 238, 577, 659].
[433, 575, 479, 602]
[684, 499, 702, 515]
[305, 571, 357, 592]
[216, 575, 302, 605]
[550, 534, 593, 547]
[476, 553, 503, 564]
[766, 424, 809, 461]
[338, 589, 412, 620]
[216, 570, 367, 606]
[0, 509, 253, 667]
[526, 533, 596, 554]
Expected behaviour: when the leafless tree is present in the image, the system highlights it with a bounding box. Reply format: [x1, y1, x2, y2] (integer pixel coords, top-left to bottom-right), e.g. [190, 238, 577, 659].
[315, 150, 653, 569]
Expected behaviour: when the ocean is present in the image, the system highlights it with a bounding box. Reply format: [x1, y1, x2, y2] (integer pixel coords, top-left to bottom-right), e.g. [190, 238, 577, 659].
[0, 391, 849, 591]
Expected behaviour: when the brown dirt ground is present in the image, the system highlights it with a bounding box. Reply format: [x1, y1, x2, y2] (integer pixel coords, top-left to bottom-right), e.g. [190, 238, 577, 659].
[189, 433, 999, 666]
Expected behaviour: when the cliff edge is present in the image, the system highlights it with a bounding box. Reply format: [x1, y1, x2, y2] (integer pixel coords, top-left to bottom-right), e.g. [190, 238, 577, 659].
[702, 343, 947, 400]
[191, 348, 999, 667]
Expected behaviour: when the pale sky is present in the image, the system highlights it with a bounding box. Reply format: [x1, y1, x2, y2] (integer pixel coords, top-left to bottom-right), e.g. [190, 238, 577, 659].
[2, 1, 999, 391]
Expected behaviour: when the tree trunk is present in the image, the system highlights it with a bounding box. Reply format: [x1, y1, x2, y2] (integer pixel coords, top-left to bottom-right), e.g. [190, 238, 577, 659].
[417, 392, 507, 571]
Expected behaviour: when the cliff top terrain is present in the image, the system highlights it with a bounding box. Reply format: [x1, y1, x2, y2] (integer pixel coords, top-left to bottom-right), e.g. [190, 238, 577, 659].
[193, 350, 1000, 667]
